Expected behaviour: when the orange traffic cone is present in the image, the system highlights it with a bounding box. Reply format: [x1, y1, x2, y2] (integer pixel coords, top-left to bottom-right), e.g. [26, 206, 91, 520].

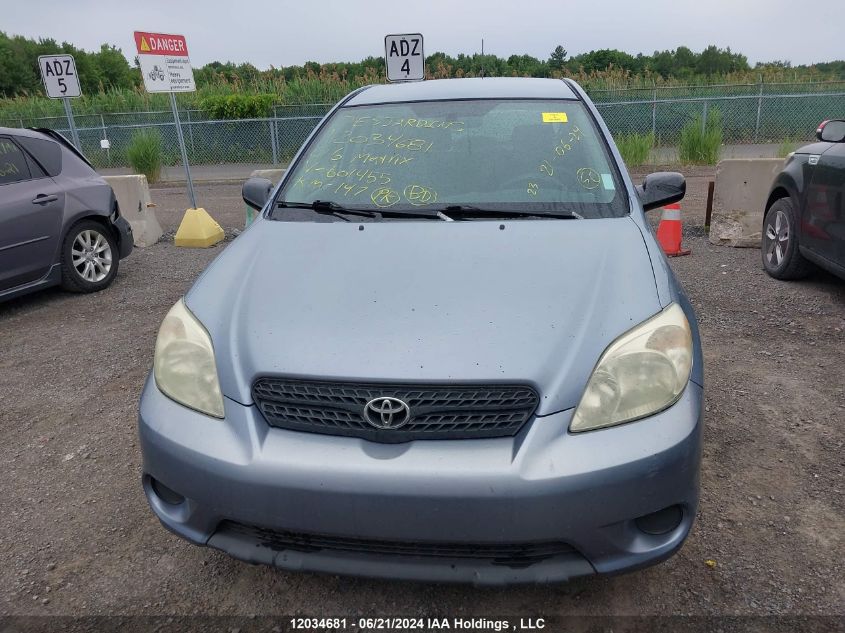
[656, 203, 691, 257]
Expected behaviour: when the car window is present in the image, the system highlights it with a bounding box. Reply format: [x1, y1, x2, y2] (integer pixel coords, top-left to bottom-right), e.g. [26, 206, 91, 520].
[16, 136, 62, 177]
[24, 153, 48, 179]
[0, 137, 31, 185]
[276, 99, 627, 220]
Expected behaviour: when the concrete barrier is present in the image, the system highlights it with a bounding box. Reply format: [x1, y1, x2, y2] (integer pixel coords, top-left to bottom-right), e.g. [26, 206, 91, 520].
[103, 175, 162, 247]
[709, 159, 784, 248]
[249, 168, 286, 184]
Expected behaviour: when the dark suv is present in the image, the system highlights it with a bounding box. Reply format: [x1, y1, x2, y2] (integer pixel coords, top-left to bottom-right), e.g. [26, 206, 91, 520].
[0, 127, 133, 303]
[763, 119, 845, 281]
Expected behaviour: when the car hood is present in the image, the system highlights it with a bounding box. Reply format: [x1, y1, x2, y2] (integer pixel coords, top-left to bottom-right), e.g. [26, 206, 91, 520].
[187, 216, 662, 415]
[795, 141, 835, 156]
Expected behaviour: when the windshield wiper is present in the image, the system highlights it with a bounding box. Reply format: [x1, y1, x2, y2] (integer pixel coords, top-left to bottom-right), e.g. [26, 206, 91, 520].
[275, 200, 446, 221]
[276, 200, 379, 220]
[435, 205, 583, 220]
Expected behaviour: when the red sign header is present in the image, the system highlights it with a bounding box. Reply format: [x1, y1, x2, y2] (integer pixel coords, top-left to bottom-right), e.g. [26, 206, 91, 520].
[134, 31, 189, 57]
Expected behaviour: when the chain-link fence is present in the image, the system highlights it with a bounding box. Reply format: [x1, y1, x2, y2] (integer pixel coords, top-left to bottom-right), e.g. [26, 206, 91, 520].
[592, 81, 845, 145]
[2, 82, 843, 168]
[0, 104, 333, 169]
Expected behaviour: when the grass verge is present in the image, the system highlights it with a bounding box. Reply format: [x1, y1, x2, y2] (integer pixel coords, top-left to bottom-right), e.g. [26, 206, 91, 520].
[126, 129, 162, 183]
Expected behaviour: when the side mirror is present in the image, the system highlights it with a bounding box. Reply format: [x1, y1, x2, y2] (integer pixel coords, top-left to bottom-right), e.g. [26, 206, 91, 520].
[242, 177, 273, 211]
[817, 119, 845, 143]
[636, 172, 686, 212]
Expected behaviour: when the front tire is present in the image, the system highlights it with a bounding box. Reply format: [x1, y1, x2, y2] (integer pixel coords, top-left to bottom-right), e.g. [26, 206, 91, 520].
[60, 220, 120, 293]
[761, 198, 812, 280]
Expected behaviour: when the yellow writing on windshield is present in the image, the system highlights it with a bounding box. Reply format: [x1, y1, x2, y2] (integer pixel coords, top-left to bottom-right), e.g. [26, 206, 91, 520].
[343, 115, 466, 133]
[576, 167, 602, 190]
[371, 188, 400, 207]
[334, 132, 434, 153]
[404, 184, 438, 206]
[538, 125, 586, 176]
[353, 153, 415, 167]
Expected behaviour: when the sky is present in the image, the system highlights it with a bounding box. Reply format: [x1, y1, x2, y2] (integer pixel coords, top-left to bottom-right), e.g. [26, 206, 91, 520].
[3, 0, 842, 68]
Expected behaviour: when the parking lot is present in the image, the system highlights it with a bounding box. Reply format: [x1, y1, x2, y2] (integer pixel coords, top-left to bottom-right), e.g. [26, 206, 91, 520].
[0, 170, 843, 618]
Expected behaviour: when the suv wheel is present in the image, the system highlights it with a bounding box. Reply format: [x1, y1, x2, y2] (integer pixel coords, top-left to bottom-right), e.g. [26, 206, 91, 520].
[61, 220, 120, 293]
[761, 198, 812, 280]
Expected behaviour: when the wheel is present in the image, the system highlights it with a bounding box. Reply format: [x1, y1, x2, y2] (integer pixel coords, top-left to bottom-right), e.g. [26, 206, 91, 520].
[60, 220, 120, 293]
[761, 198, 812, 280]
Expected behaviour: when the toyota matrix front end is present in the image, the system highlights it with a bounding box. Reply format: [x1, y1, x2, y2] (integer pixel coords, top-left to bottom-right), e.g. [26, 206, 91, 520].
[139, 78, 704, 584]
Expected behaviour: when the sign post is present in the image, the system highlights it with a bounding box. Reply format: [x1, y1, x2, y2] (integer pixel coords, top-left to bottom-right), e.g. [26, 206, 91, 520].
[134, 31, 197, 207]
[169, 91, 196, 208]
[38, 55, 82, 149]
[384, 34, 425, 82]
[134, 30, 223, 248]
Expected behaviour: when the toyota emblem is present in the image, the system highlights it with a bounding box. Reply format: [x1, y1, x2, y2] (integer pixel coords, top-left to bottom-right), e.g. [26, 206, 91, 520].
[363, 397, 411, 430]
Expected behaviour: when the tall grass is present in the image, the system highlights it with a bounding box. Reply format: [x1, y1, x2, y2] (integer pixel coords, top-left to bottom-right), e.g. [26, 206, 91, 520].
[3, 65, 843, 123]
[126, 130, 162, 183]
[198, 94, 275, 119]
[777, 137, 801, 157]
[615, 132, 655, 166]
[678, 109, 723, 164]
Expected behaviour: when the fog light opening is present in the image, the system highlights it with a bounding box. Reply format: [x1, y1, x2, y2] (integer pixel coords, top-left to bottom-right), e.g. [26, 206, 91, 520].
[635, 505, 683, 535]
[150, 477, 186, 506]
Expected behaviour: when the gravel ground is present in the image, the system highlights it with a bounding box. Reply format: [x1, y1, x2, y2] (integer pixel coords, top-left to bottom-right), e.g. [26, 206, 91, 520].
[0, 168, 843, 621]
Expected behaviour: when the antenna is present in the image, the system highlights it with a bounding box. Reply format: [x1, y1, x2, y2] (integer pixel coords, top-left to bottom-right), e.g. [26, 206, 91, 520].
[481, 38, 484, 78]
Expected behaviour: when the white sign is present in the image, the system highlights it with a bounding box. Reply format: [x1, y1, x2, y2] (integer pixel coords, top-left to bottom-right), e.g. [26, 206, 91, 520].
[38, 55, 81, 99]
[384, 33, 424, 82]
[134, 31, 196, 93]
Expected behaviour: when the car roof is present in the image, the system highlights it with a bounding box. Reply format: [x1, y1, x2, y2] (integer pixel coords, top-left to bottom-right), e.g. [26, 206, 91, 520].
[0, 126, 54, 139]
[345, 77, 579, 106]
[0, 126, 96, 170]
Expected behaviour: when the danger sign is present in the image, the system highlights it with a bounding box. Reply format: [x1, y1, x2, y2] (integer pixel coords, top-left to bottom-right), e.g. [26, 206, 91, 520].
[38, 55, 81, 99]
[135, 32, 188, 55]
[134, 31, 196, 93]
[384, 34, 424, 82]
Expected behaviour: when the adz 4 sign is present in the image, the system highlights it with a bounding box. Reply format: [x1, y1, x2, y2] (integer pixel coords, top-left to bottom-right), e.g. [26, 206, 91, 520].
[38, 55, 81, 99]
[384, 34, 424, 82]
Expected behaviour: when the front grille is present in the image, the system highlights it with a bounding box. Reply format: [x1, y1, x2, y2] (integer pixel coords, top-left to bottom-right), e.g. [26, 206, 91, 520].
[252, 378, 539, 442]
[218, 521, 576, 568]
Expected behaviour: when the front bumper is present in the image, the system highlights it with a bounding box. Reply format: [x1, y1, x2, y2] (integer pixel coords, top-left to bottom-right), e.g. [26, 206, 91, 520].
[112, 215, 134, 259]
[139, 376, 703, 585]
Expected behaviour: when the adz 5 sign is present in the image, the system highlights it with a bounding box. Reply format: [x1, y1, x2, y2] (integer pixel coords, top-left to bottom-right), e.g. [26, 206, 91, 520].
[384, 34, 424, 82]
[38, 55, 81, 99]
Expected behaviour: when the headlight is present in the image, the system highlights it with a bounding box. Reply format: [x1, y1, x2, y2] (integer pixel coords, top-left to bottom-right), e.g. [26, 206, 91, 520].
[153, 298, 224, 418]
[570, 303, 692, 432]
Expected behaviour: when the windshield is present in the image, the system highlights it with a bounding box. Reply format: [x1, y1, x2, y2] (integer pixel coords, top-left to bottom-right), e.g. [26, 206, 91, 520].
[274, 99, 627, 220]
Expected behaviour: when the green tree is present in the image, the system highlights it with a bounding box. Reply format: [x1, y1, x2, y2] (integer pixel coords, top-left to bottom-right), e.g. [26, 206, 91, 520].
[92, 44, 137, 89]
[548, 45, 568, 71]
[571, 49, 638, 73]
[0, 34, 39, 96]
[507, 54, 546, 77]
[696, 45, 748, 75]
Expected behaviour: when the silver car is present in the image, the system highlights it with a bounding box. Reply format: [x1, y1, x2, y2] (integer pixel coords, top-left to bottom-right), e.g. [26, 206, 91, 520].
[139, 78, 704, 585]
[0, 127, 133, 302]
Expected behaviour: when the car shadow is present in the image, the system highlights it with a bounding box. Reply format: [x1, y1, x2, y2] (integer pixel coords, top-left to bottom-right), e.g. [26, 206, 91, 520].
[0, 285, 67, 319]
[804, 267, 845, 297]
